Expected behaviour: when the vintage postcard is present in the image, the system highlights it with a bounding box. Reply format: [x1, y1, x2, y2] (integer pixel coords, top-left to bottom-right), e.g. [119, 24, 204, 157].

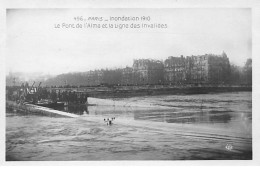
[1, 0, 260, 166]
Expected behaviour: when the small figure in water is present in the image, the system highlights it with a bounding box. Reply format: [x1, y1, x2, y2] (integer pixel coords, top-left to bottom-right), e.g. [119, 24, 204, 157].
[104, 117, 115, 126]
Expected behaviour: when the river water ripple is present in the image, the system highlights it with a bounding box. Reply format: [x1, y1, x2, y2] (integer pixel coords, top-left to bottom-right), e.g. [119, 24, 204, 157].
[6, 92, 252, 160]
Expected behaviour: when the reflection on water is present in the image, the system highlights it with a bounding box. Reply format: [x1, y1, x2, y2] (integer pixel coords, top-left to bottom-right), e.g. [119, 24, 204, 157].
[134, 110, 232, 124]
[57, 92, 251, 128]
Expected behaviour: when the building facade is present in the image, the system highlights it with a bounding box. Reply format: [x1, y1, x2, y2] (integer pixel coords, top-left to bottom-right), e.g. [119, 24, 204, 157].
[133, 59, 164, 85]
[164, 56, 186, 84]
[85, 70, 104, 86]
[187, 55, 209, 84]
[164, 52, 230, 85]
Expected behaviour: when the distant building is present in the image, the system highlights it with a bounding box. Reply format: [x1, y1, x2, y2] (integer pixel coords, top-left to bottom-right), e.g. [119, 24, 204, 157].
[164, 52, 230, 85]
[86, 70, 104, 86]
[133, 59, 164, 85]
[164, 55, 186, 84]
[39, 52, 233, 87]
[186, 55, 209, 84]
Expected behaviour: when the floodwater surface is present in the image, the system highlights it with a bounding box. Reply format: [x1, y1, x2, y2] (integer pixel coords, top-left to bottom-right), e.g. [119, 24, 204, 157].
[6, 92, 252, 160]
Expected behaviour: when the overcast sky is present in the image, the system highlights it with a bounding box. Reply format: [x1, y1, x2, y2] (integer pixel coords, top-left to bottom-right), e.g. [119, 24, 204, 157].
[6, 8, 251, 75]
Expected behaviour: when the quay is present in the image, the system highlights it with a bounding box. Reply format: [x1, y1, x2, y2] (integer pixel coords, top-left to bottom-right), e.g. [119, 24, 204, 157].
[6, 101, 79, 118]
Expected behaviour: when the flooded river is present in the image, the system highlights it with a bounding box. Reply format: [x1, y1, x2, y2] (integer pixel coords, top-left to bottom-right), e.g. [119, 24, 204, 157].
[6, 92, 252, 160]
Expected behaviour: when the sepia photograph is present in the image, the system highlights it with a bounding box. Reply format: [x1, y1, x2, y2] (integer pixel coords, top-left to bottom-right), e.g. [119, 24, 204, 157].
[3, 5, 255, 163]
